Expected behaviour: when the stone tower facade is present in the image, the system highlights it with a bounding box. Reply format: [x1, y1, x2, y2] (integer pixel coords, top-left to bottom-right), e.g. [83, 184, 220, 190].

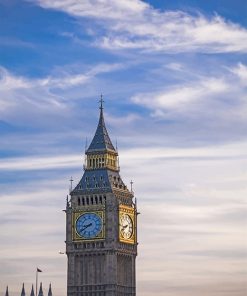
[66, 101, 138, 296]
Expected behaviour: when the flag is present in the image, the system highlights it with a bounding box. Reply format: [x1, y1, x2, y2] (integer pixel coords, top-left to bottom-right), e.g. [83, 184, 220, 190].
[37, 268, 42, 272]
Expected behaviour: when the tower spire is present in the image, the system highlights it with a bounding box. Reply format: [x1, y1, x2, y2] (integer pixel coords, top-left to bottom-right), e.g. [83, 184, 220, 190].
[86, 96, 116, 153]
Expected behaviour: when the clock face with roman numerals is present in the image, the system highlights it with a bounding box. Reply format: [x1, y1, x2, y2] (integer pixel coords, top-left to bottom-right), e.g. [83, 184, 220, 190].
[119, 205, 135, 244]
[75, 212, 102, 239]
[120, 213, 133, 239]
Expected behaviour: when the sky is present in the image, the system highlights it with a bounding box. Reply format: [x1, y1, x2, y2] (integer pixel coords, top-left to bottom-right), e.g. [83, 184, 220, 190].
[0, 0, 247, 295]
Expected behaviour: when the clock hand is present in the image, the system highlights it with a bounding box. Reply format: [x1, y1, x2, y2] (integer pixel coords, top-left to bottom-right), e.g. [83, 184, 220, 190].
[81, 223, 92, 232]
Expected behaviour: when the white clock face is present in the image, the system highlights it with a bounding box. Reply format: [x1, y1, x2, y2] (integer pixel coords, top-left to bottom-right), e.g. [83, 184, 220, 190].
[120, 214, 133, 239]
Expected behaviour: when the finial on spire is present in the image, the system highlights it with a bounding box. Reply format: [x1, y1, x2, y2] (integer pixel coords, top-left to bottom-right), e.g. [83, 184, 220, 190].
[85, 137, 88, 152]
[48, 284, 52, 296]
[5, 286, 9, 296]
[21, 283, 25, 296]
[99, 94, 104, 111]
[38, 283, 43, 296]
[130, 180, 134, 192]
[70, 177, 73, 193]
[66, 195, 70, 208]
[30, 285, 35, 296]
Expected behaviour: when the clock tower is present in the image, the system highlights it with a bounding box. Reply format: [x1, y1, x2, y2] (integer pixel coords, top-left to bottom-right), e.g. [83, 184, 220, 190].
[66, 100, 138, 296]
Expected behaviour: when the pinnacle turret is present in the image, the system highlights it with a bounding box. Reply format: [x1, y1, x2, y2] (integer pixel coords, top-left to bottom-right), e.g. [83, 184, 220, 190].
[30, 285, 35, 296]
[47, 284, 52, 296]
[3, 284, 52, 296]
[38, 283, 43, 296]
[21, 283, 25, 296]
[5, 286, 9, 296]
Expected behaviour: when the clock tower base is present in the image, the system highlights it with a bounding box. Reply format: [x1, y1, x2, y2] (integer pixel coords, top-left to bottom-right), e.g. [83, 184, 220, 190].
[67, 251, 136, 296]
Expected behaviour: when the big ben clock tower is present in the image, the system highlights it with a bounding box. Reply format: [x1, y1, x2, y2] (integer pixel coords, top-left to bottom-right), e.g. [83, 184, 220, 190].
[66, 99, 138, 296]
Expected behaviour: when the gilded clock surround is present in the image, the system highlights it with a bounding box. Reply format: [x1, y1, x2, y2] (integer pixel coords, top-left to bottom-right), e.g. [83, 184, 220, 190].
[72, 210, 105, 241]
[119, 204, 136, 244]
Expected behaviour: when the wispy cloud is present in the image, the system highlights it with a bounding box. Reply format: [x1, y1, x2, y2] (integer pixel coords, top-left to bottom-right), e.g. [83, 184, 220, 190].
[229, 63, 247, 86]
[0, 154, 81, 171]
[0, 63, 124, 123]
[31, 0, 247, 53]
[134, 78, 229, 110]
[0, 63, 123, 91]
[131, 63, 247, 124]
[0, 37, 34, 48]
[1, 141, 247, 171]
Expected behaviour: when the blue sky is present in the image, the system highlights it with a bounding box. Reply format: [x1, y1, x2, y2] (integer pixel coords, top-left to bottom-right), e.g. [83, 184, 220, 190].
[0, 1, 247, 296]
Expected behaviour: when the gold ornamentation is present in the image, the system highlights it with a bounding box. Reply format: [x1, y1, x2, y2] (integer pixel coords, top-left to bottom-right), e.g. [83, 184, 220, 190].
[119, 205, 136, 244]
[72, 210, 105, 241]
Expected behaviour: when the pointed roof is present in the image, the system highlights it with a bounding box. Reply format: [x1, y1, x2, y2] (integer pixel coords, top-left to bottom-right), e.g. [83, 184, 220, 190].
[38, 283, 43, 296]
[5, 286, 9, 296]
[30, 285, 35, 296]
[86, 100, 116, 153]
[47, 284, 52, 296]
[21, 283, 25, 296]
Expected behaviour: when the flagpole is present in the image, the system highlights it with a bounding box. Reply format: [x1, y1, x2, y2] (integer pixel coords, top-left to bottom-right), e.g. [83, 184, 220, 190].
[36, 268, 38, 296]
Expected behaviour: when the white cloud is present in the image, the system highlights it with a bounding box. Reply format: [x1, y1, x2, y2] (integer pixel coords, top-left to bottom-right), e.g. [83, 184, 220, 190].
[31, 0, 247, 53]
[229, 63, 247, 86]
[1, 140, 247, 172]
[0, 154, 81, 171]
[0, 67, 32, 90]
[165, 63, 184, 71]
[0, 63, 123, 91]
[0, 63, 124, 121]
[131, 63, 247, 123]
[133, 78, 228, 110]
[32, 0, 148, 20]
